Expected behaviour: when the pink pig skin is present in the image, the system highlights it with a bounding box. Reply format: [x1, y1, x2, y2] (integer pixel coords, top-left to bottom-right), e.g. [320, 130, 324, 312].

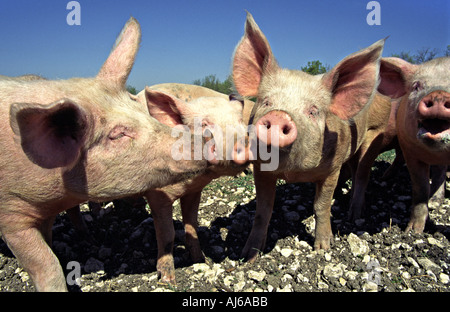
[138, 83, 253, 285]
[378, 57, 450, 232]
[67, 83, 255, 285]
[232, 12, 387, 262]
[0, 18, 208, 291]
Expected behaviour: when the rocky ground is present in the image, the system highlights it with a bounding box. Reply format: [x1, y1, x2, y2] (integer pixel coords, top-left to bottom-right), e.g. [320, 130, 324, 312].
[0, 160, 449, 292]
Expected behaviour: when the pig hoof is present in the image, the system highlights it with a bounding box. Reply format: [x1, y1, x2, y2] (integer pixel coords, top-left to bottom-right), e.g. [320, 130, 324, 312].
[191, 252, 206, 264]
[241, 246, 263, 263]
[158, 272, 177, 287]
[241, 234, 266, 262]
[157, 259, 176, 286]
[405, 220, 425, 234]
[246, 253, 259, 264]
[313, 237, 332, 250]
[187, 243, 206, 263]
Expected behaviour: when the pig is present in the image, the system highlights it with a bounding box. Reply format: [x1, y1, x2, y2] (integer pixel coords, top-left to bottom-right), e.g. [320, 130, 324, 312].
[346, 56, 448, 221]
[376, 56, 450, 232]
[344, 89, 401, 221]
[0, 18, 210, 291]
[232, 12, 387, 261]
[135, 83, 254, 285]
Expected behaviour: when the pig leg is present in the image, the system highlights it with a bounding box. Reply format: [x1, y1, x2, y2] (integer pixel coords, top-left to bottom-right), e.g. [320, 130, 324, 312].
[39, 215, 56, 246]
[66, 206, 86, 234]
[347, 152, 367, 221]
[2, 222, 67, 291]
[314, 170, 340, 250]
[145, 190, 176, 285]
[67, 206, 89, 236]
[180, 191, 205, 263]
[404, 158, 430, 233]
[429, 165, 447, 208]
[241, 165, 277, 263]
[348, 134, 384, 220]
[381, 147, 404, 180]
[66, 206, 98, 244]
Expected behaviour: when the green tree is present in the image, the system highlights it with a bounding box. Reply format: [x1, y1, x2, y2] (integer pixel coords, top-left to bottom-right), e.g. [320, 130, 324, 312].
[391, 46, 444, 64]
[193, 74, 233, 94]
[390, 51, 415, 63]
[414, 47, 438, 64]
[126, 85, 137, 95]
[300, 60, 329, 75]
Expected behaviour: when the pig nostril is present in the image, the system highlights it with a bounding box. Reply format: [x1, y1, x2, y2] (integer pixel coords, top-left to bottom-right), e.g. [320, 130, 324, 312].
[264, 121, 271, 129]
[445, 102, 450, 109]
[425, 101, 433, 108]
[282, 125, 290, 135]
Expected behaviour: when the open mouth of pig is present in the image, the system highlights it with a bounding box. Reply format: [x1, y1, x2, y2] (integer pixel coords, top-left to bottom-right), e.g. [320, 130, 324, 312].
[417, 118, 450, 144]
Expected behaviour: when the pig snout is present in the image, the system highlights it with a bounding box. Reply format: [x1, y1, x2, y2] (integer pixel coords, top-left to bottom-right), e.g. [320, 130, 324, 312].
[255, 110, 297, 148]
[417, 90, 450, 119]
[416, 90, 450, 142]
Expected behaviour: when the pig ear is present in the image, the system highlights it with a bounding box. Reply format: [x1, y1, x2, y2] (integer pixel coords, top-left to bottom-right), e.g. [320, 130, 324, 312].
[232, 12, 278, 97]
[378, 57, 417, 99]
[9, 99, 88, 169]
[97, 17, 141, 89]
[322, 39, 385, 120]
[144, 87, 192, 127]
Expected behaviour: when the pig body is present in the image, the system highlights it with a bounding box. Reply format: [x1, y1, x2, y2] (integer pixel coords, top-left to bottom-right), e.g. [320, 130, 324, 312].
[232, 13, 385, 261]
[136, 83, 253, 284]
[0, 18, 208, 291]
[378, 57, 450, 232]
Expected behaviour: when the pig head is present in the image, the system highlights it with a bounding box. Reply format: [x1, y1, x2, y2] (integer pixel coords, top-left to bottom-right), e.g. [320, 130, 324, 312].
[141, 84, 254, 168]
[378, 56, 450, 232]
[232, 12, 385, 261]
[0, 18, 207, 291]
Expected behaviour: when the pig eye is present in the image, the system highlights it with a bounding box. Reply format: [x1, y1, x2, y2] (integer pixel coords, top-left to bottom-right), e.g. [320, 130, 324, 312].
[111, 132, 125, 140]
[412, 81, 423, 92]
[108, 125, 134, 140]
[202, 120, 212, 128]
[308, 105, 320, 119]
[261, 98, 271, 107]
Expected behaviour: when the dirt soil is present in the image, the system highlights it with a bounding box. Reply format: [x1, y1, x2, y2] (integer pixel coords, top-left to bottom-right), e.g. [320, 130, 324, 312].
[0, 161, 449, 292]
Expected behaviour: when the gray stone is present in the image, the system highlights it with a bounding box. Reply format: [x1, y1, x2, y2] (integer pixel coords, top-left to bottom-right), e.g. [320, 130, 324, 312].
[417, 257, 441, 273]
[247, 270, 266, 282]
[347, 233, 370, 256]
[323, 263, 346, 279]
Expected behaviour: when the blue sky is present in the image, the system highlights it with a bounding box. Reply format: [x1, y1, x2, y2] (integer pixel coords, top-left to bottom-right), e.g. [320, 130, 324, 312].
[0, 0, 448, 91]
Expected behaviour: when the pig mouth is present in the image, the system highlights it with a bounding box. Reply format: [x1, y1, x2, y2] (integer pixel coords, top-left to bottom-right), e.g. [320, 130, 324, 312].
[417, 118, 450, 145]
